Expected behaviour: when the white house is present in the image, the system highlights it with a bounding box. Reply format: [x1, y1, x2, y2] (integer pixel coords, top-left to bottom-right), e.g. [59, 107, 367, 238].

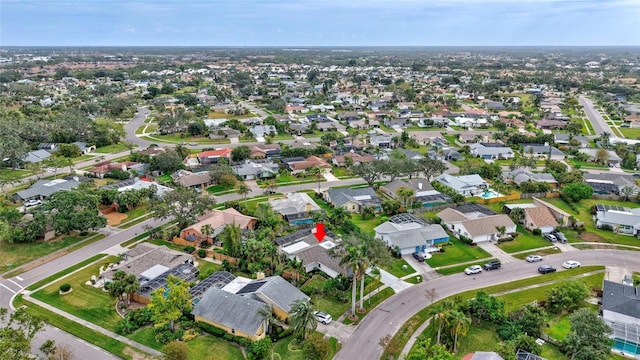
[437, 207, 516, 243]
[434, 174, 489, 197]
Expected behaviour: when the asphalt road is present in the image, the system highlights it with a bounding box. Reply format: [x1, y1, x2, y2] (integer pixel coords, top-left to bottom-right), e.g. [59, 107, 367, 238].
[579, 96, 613, 136]
[335, 249, 640, 360]
[0, 217, 165, 359]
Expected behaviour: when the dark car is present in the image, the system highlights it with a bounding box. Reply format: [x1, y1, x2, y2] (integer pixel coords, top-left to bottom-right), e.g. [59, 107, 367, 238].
[552, 231, 567, 243]
[412, 252, 425, 262]
[263, 189, 276, 195]
[538, 265, 557, 274]
[483, 260, 501, 271]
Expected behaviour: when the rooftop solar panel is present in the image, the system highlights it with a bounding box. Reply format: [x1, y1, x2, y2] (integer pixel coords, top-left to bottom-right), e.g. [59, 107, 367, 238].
[236, 281, 267, 294]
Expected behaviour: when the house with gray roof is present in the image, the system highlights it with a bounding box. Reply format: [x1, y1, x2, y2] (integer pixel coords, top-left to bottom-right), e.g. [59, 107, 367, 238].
[469, 143, 514, 160]
[577, 148, 621, 166]
[380, 178, 450, 207]
[602, 280, 640, 355]
[595, 204, 640, 236]
[13, 176, 86, 202]
[323, 187, 382, 213]
[522, 145, 565, 160]
[434, 174, 489, 197]
[502, 167, 558, 186]
[192, 288, 267, 341]
[374, 214, 449, 255]
[553, 134, 589, 148]
[22, 149, 52, 163]
[269, 192, 323, 225]
[104, 243, 194, 283]
[370, 134, 393, 148]
[233, 160, 279, 180]
[584, 173, 639, 196]
[280, 230, 347, 278]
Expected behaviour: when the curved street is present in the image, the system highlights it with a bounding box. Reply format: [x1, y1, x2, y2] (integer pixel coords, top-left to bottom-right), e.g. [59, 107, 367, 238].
[334, 249, 638, 360]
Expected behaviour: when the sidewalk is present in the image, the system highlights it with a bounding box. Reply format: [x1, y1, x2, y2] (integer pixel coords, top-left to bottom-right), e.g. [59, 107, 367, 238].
[476, 242, 515, 264]
[378, 268, 413, 293]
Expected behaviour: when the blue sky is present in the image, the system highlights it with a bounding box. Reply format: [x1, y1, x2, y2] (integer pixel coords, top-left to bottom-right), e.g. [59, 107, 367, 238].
[1, 0, 640, 46]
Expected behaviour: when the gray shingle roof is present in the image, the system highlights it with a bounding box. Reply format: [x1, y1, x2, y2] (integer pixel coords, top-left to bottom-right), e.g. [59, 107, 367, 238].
[192, 288, 266, 335]
[326, 187, 382, 208]
[251, 276, 309, 313]
[603, 280, 640, 318]
[14, 177, 82, 200]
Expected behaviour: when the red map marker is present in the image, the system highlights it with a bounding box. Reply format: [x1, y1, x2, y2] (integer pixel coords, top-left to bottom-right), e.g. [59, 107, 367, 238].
[314, 223, 326, 243]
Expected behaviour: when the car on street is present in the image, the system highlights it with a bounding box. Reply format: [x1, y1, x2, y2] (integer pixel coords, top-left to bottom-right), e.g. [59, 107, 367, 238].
[412, 252, 425, 262]
[464, 265, 482, 275]
[482, 260, 501, 271]
[538, 265, 557, 274]
[24, 199, 42, 207]
[263, 189, 276, 195]
[313, 311, 332, 324]
[189, 142, 198, 146]
[526, 255, 543, 263]
[543, 233, 557, 242]
[562, 260, 581, 269]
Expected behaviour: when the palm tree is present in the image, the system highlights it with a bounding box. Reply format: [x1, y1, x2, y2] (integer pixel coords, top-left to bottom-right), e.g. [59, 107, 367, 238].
[396, 187, 415, 212]
[430, 301, 451, 345]
[601, 132, 611, 148]
[25, 162, 45, 181]
[201, 224, 214, 244]
[123, 274, 140, 306]
[340, 245, 364, 319]
[307, 167, 324, 192]
[448, 310, 471, 353]
[621, 185, 635, 201]
[257, 304, 284, 336]
[237, 183, 250, 201]
[357, 252, 371, 311]
[289, 298, 317, 340]
[329, 207, 350, 227]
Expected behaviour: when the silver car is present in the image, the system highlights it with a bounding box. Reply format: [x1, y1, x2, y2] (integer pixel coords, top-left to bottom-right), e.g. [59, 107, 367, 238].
[526, 255, 543, 263]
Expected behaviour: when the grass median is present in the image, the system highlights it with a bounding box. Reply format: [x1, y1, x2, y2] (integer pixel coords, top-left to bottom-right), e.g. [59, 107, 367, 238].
[26, 253, 108, 291]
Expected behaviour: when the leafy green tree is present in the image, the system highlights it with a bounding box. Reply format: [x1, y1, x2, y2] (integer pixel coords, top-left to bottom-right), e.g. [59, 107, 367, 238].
[350, 162, 384, 187]
[406, 337, 455, 360]
[302, 333, 330, 360]
[546, 279, 589, 314]
[0, 307, 45, 360]
[149, 188, 215, 229]
[381, 200, 401, 216]
[45, 190, 107, 235]
[563, 308, 612, 360]
[150, 149, 185, 174]
[468, 291, 505, 325]
[220, 223, 242, 257]
[149, 276, 192, 332]
[289, 299, 317, 341]
[561, 183, 593, 203]
[56, 144, 82, 158]
[231, 145, 251, 162]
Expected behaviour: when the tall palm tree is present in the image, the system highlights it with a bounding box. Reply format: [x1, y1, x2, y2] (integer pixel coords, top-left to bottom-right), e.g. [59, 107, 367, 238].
[237, 183, 250, 201]
[448, 310, 471, 353]
[431, 300, 454, 345]
[200, 224, 214, 244]
[257, 303, 283, 336]
[396, 187, 415, 212]
[357, 252, 371, 311]
[307, 167, 323, 192]
[123, 274, 140, 306]
[289, 299, 317, 340]
[340, 245, 364, 318]
[329, 207, 350, 227]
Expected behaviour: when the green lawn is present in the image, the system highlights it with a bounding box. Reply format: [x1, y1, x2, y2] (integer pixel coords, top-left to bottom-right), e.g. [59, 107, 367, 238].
[14, 295, 134, 360]
[343, 287, 395, 324]
[497, 225, 552, 253]
[331, 167, 354, 178]
[0, 168, 28, 177]
[618, 127, 640, 140]
[350, 213, 384, 235]
[1, 233, 98, 274]
[270, 133, 295, 140]
[311, 294, 350, 319]
[273, 333, 340, 360]
[26, 253, 108, 291]
[425, 239, 492, 267]
[30, 255, 123, 331]
[141, 134, 230, 145]
[385, 258, 417, 278]
[127, 327, 163, 350]
[94, 143, 129, 154]
[206, 183, 235, 195]
[567, 158, 608, 169]
[276, 173, 324, 185]
[186, 335, 245, 360]
[546, 314, 571, 341]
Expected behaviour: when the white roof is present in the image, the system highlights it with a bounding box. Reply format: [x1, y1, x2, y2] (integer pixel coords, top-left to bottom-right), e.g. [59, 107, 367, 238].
[282, 241, 311, 255]
[139, 264, 170, 281]
[221, 276, 253, 294]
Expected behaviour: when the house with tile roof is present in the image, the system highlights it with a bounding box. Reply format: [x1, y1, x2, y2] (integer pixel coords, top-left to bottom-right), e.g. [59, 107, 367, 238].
[179, 208, 257, 244]
[523, 206, 558, 234]
[249, 144, 281, 159]
[197, 148, 232, 165]
[285, 155, 332, 174]
[332, 152, 375, 167]
[437, 207, 516, 243]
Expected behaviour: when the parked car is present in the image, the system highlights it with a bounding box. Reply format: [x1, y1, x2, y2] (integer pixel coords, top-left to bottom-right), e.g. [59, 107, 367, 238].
[538, 265, 557, 274]
[562, 260, 581, 269]
[543, 233, 557, 242]
[465, 265, 482, 275]
[483, 260, 501, 271]
[526, 255, 543, 263]
[24, 199, 42, 207]
[263, 189, 276, 195]
[313, 311, 332, 325]
[412, 252, 425, 262]
[189, 142, 198, 146]
[552, 231, 567, 243]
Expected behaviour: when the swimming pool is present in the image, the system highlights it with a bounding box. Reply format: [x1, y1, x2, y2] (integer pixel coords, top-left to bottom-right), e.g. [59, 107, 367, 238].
[480, 189, 503, 199]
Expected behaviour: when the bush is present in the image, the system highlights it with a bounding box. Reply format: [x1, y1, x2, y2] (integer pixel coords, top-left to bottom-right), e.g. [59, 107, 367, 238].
[532, 228, 542, 235]
[197, 249, 207, 258]
[183, 246, 196, 254]
[459, 235, 473, 245]
[155, 327, 184, 344]
[599, 224, 613, 231]
[197, 322, 227, 337]
[59, 284, 71, 292]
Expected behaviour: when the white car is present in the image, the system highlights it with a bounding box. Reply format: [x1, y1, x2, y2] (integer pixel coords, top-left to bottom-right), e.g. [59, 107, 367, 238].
[313, 311, 332, 325]
[24, 199, 42, 207]
[464, 265, 482, 275]
[562, 260, 581, 269]
[526, 255, 543, 263]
